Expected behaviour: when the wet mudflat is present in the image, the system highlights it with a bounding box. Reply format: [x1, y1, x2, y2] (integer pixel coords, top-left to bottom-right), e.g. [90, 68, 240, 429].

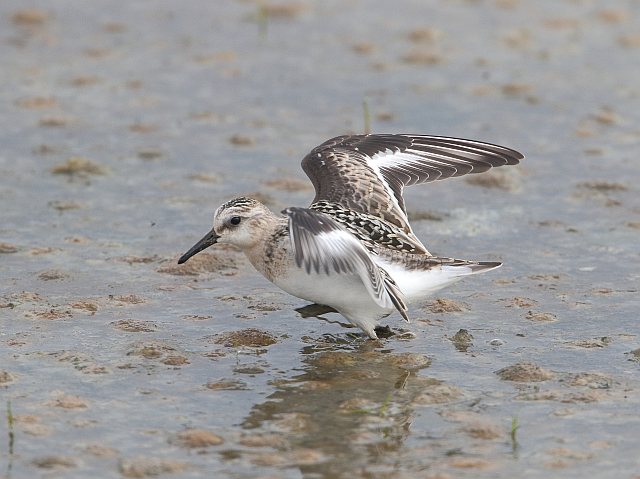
[1, 1, 639, 478]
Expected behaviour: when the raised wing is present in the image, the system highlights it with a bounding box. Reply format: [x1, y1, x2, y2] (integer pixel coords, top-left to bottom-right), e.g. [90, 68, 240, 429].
[301, 134, 523, 233]
[283, 207, 407, 318]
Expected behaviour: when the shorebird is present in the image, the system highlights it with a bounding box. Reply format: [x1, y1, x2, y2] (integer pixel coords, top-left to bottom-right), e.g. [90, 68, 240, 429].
[178, 134, 523, 338]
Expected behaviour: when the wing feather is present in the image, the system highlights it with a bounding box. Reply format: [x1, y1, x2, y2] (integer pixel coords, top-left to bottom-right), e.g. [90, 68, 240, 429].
[301, 134, 523, 232]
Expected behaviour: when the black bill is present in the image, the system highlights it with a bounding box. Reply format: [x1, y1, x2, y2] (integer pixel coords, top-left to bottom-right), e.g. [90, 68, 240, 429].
[178, 229, 220, 264]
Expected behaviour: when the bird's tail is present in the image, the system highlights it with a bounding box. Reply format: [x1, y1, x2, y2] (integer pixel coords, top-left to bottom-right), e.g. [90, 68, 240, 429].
[440, 260, 502, 277]
[466, 261, 502, 274]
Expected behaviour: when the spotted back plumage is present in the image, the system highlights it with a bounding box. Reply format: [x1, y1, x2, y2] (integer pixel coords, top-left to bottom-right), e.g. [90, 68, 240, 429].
[310, 200, 429, 255]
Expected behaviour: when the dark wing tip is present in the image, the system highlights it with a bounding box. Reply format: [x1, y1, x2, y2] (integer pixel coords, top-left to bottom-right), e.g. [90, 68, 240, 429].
[469, 261, 502, 273]
[498, 146, 524, 165]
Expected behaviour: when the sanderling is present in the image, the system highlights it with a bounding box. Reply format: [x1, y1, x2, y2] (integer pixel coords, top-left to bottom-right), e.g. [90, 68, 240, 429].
[178, 134, 523, 338]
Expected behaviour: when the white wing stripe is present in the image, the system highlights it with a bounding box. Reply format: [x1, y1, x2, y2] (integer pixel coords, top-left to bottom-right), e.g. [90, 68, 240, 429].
[372, 149, 494, 169]
[366, 158, 412, 229]
[370, 148, 500, 186]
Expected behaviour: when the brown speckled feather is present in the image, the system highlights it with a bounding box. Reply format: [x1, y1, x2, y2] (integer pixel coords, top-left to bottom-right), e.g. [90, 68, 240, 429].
[302, 134, 524, 235]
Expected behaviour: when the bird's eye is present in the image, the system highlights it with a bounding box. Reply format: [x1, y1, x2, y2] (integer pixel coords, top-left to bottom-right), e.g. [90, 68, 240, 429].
[229, 216, 241, 226]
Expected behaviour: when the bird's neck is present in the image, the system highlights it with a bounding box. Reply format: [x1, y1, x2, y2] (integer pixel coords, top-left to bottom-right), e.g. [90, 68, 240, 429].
[243, 217, 289, 281]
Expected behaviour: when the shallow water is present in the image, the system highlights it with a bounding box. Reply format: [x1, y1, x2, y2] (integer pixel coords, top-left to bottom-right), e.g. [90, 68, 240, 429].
[1, 1, 639, 478]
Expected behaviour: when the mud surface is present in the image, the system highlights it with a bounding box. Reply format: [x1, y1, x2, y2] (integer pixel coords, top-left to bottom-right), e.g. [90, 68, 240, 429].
[1, 1, 639, 478]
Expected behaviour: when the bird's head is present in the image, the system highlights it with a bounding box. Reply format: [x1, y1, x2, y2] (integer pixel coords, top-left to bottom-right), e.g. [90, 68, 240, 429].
[178, 197, 272, 264]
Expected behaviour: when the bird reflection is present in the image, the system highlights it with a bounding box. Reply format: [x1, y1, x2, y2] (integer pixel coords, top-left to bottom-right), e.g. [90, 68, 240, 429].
[240, 341, 432, 477]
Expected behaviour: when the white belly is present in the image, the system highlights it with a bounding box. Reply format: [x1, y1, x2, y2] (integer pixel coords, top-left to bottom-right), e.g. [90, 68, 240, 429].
[272, 267, 393, 337]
